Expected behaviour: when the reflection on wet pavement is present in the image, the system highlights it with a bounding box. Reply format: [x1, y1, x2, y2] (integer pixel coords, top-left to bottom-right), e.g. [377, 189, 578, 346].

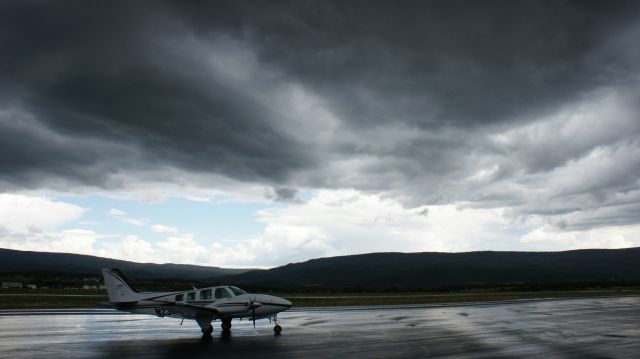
[1, 297, 639, 358]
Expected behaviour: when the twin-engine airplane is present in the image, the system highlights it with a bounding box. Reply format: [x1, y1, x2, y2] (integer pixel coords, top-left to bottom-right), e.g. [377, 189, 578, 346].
[101, 268, 292, 335]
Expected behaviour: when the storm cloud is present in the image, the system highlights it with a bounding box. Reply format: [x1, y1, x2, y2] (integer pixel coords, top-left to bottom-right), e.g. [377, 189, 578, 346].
[1, 0, 640, 230]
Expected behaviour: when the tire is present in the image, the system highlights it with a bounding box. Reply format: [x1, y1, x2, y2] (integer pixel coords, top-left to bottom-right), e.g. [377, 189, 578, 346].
[274, 325, 282, 334]
[202, 324, 213, 335]
[222, 321, 232, 331]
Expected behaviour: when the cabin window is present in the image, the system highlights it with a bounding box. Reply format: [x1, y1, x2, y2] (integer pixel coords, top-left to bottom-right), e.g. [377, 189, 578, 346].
[175, 294, 184, 302]
[200, 289, 212, 300]
[214, 287, 232, 299]
[186, 292, 196, 301]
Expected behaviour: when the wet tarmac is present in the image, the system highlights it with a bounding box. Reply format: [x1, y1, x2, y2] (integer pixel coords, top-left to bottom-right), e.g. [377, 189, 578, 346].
[1, 297, 639, 358]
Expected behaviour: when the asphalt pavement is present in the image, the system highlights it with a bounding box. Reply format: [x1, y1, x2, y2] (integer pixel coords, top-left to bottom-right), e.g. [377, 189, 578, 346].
[1, 296, 639, 358]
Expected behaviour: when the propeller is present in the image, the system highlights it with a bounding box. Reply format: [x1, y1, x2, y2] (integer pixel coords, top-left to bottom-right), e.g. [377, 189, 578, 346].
[248, 295, 262, 328]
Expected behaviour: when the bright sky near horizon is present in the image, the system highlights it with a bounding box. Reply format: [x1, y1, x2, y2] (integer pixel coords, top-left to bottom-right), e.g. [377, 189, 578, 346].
[1, 1, 640, 267]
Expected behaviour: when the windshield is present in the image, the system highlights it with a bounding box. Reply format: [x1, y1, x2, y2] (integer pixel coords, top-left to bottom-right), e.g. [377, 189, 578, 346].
[228, 286, 246, 296]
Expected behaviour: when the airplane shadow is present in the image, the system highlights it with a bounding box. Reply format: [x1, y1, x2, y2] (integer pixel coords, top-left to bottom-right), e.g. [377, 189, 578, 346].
[97, 333, 291, 359]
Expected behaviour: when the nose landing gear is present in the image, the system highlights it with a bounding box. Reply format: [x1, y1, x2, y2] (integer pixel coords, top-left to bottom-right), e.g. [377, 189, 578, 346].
[273, 314, 283, 335]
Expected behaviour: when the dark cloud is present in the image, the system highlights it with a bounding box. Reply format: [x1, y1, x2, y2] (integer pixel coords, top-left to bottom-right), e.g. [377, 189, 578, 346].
[266, 187, 302, 203]
[0, 0, 313, 189]
[1, 0, 640, 230]
[175, 0, 639, 127]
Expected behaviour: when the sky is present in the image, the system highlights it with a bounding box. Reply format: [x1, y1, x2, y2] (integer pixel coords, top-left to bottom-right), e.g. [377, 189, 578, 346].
[1, 0, 640, 268]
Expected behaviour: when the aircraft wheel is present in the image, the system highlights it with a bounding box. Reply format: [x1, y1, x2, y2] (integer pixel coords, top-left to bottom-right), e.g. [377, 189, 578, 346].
[202, 324, 213, 335]
[274, 325, 282, 335]
[222, 321, 232, 331]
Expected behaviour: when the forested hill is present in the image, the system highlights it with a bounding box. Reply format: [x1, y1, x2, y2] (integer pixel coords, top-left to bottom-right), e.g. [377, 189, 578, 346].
[3, 247, 640, 290]
[215, 247, 640, 289]
[0, 248, 249, 279]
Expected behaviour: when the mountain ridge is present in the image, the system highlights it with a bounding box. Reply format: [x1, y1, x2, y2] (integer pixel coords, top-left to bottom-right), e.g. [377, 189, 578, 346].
[0, 248, 249, 279]
[213, 247, 640, 289]
[2, 247, 640, 289]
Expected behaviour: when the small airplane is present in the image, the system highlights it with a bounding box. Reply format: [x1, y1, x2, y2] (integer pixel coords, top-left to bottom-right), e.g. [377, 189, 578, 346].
[101, 268, 292, 335]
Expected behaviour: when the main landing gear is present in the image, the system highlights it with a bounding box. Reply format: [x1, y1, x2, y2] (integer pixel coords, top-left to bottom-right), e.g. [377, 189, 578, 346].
[196, 316, 214, 336]
[221, 319, 232, 335]
[201, 324, 213, 335]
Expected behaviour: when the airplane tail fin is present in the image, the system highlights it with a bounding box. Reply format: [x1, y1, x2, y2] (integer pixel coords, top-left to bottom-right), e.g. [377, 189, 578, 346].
[101, 268, 140, 302]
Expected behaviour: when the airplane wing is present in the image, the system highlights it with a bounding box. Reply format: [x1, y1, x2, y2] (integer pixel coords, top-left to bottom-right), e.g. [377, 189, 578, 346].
[175, 302, 219, 313]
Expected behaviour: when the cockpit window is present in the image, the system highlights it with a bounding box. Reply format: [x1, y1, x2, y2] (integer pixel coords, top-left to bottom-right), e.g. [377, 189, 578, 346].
[214, 287, 232, 299]
[229, 286, 246, 296]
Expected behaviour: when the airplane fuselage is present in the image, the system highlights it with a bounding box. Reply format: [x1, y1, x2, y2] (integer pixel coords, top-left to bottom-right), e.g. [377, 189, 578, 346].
[101, 268, 292, 335]
[115, 289, 291, 320]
